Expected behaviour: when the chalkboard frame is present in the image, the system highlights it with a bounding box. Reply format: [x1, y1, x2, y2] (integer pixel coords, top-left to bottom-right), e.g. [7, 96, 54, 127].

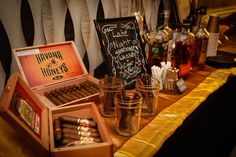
[94, 16, 150, 89]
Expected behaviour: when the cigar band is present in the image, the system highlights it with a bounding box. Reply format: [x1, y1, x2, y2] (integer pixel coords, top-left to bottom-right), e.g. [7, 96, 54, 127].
[77, 118, 81, 124]
[80, 119, 90, 126]
[80, 136, 93, 142]
[78, 130, 91, 137]
[55, 127, 62, 133]
[77, 126, 89, 132]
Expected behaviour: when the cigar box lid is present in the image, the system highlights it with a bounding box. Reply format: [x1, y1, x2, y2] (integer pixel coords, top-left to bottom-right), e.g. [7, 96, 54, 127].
[13, 41, 88, 90]
[0, 72, 50, 151]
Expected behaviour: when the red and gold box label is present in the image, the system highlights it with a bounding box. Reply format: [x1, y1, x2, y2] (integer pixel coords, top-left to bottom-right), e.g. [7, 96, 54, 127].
[16, 43, 85, 88]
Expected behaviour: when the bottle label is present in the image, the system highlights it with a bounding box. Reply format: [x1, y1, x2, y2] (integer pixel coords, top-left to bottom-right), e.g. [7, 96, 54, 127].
[206, 33, 219, 57]
[198, 38, 208, 64]
[179, 63, 191, 76]
[152, 42, 168, 57]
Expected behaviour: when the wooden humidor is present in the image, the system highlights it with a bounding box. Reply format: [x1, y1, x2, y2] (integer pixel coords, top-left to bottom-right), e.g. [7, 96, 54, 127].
[0, 73, 113, 157]
[12, 41, 99, 109]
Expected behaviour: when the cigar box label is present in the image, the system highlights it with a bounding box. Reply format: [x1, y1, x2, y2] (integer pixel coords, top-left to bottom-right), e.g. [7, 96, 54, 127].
[10, 82, 42, 138]
[15, 43, 85, 88]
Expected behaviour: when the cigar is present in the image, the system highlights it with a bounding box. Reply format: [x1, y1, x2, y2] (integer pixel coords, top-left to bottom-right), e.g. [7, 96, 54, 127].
[53, 118, 63, 142]
[63, 133, 102, 143]
[58, 88, 76, 102]
[62, 128, 99, 137]
[59, 115, 97, 128]
[62, 123, 98, 133]
[77, 85, 93, 96]
[50, 90, 70, 104]
[102, 75, 118, 114]
[118, 89, 141, 131]
[80, 82, 98, 94]
[59, 87, 77, 101]
[141, 74, 151, 85]
[69, 86, 84, 98]
[137, 77, 154, 113]
[44, 92, 63, 106]
[65, 91, 79, 100]
[88, 81, 100, 91]
[71, 85, 89, 97]
[62, 138, 97, 146]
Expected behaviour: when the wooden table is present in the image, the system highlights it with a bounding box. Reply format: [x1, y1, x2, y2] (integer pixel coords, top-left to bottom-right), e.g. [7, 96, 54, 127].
[102, 65, 216, 152]
[0, 66, 216, 157]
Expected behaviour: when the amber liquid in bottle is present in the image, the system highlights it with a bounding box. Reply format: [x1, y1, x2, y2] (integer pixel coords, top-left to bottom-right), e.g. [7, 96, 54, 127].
[191, 6, 207, 70]
[174, 20, 195, 79]
[145, 13, 169, 67]
[195, 28, 208, 69]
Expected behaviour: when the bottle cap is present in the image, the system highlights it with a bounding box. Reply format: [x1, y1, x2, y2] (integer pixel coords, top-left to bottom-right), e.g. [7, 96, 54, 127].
[207, 14, 219, 33]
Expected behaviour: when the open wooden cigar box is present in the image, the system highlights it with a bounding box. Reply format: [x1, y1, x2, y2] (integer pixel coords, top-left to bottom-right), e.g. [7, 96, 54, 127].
[12, 41, 99, 108]
[0, 73, 113, 157]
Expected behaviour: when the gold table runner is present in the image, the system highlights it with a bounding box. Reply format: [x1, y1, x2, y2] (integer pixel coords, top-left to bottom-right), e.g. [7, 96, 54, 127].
[115, 67, 236, 157]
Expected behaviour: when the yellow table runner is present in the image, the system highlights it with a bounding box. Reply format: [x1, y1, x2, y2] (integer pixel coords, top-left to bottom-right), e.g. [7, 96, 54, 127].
[114, 68, 236, 157]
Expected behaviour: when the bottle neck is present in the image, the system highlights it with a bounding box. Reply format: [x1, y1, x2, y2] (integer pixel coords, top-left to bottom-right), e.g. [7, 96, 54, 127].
[163, 10, 170, 27]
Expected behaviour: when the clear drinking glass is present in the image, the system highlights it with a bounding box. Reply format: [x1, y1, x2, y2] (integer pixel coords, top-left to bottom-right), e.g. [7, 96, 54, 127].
[99, 76, 123, 117]
[136, 79, 159, 116]
[115, 90, 142, 136]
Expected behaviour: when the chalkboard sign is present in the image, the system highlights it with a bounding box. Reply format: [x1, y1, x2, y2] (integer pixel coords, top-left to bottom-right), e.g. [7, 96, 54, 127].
[94, 16, 149, 88]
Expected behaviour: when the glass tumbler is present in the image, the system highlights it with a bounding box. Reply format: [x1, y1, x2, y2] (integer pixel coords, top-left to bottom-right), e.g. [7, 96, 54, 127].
[99, 76, 123, 117]
[136, 79, 159, 116]
[115, 90, 142, 136]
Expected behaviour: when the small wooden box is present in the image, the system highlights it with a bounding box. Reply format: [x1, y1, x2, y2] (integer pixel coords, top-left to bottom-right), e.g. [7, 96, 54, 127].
[0, 73, 113, 157]
[13, 41, 99, 108]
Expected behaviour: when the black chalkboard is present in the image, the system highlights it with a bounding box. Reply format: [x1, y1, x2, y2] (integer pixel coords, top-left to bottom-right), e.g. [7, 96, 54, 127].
[94, 16, 150, 89]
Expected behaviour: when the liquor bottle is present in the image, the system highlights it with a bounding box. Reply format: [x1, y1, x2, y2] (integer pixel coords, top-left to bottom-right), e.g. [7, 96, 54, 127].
[163, 9, 174, 64]
[186, 0, 198, 32]
[192, 6, 207, 34]
[171, 26, 181, 67]
[144, 13, 169, 67]
[174, 19, 195, 78]
[192, 6, 208, 69]
[132, 0, 145, 41]
[163, 0, 173, 38]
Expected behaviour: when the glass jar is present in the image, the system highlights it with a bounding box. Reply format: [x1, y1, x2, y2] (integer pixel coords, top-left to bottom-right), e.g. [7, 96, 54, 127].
[136, 79, 159, 116]
[115, 90, 142, 136]
[99, 76, 123, 117]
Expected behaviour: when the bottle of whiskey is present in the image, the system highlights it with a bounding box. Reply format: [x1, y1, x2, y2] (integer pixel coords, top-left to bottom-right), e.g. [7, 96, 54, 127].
[163, 9, 175, 64]
[144, 13, 169, 67]
[186, 0, 198, 32]
[192, 6, 208, 69]
[174, 19, 195, 78]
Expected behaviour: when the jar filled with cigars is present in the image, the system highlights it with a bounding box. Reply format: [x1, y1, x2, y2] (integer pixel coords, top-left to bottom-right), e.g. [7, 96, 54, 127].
[115, 90, 142, 136]
[136, 75, 159, 116]
[99, 75, 123, 117]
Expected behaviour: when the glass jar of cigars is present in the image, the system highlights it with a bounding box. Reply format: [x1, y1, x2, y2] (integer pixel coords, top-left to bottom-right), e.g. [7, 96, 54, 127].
[99, 75, 123, 117]
[115, 90, 142, 136]
[136, 76, 159, 116]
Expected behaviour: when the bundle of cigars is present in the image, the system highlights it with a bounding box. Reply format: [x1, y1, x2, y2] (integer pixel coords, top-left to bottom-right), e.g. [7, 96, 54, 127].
[44, 81, 99, 106]
[53, 115, 102, 147]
